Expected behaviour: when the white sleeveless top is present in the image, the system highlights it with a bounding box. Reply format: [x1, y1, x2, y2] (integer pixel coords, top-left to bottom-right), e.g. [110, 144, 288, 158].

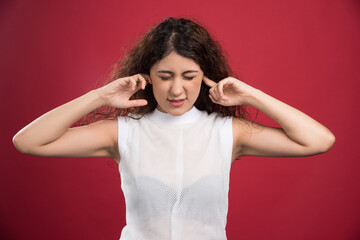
[117, 106, 233, 240]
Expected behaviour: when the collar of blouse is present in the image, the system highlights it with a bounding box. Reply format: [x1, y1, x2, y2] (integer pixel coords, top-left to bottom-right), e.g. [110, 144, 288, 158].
[146, 106, 203, 126]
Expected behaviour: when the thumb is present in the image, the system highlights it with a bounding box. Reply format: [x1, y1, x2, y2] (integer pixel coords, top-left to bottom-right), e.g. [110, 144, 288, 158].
[127, 99, 148, 108]
[203, 76, 216, 87]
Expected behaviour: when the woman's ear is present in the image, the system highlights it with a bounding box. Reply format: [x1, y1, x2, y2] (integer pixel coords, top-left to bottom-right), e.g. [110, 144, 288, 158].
[147, 73, 152, 84]
[143, 73, 152, 84]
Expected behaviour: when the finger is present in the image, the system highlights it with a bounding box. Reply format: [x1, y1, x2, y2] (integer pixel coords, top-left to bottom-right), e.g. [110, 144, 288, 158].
[140, 73, 151, 82]
[217, 81, 224, 98]
[216, 81, 229, 102]
[209, 87, 217, 101]
[131, 75, 144, 90]
[203, 76, 216, 87]
[122, 78, 132, 89]
[137, 74, 149, 89]
[141, 73, 152, 84]
[211, 86, 220, 101]
[128, 77, 137, 91]
[209, 92, 229, 105]
[127, 99, 148, 108]
[209, 94, 218, 104]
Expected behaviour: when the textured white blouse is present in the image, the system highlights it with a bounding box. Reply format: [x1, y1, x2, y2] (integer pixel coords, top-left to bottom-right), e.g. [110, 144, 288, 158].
[117, 106, 233, 240]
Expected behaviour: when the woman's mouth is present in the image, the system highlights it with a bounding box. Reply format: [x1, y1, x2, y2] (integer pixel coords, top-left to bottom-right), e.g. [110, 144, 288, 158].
[168, 98, 185, 107]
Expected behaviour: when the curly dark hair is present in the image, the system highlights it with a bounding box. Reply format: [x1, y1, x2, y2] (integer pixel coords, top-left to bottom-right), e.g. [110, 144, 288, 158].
[79, 16, 250, 125]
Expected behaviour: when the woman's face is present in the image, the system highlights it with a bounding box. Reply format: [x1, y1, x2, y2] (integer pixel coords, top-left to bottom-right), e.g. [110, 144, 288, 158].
[149, 51, 204, 116]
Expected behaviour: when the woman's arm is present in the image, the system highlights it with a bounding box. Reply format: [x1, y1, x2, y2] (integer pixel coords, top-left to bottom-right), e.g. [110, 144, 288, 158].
[203, 76, 335, 159]
[12, 74, 150, 161]
[12, 91, 117, 158]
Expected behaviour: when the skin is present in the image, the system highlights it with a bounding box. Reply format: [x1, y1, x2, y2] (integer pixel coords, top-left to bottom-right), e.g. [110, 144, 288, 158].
[12, 51, 335, 165]
[149, 51, 204, 116]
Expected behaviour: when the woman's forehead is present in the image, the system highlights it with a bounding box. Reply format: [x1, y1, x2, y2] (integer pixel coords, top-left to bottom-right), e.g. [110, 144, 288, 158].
[151, 52, 201, 72]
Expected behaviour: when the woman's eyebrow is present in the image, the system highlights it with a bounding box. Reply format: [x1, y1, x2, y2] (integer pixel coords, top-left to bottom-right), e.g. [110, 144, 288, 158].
[156, 70, 199, 74]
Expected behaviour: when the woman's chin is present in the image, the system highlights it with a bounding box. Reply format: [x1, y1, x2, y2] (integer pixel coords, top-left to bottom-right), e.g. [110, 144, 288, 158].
[156, 103, 193, 116]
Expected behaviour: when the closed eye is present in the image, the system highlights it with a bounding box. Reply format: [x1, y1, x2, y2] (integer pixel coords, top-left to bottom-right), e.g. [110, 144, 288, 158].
[159, 76, 195, 80]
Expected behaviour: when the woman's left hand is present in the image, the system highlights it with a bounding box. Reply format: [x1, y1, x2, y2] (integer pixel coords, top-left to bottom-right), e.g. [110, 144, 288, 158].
[203, 76, 256, 106]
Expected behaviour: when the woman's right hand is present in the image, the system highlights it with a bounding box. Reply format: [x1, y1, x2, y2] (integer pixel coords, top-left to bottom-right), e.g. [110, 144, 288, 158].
[95, 73, 150, 108]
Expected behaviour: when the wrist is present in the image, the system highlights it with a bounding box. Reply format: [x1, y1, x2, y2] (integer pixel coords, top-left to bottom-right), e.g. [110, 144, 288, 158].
[88, 89, 107, 108]
[243, 86, 263, 107]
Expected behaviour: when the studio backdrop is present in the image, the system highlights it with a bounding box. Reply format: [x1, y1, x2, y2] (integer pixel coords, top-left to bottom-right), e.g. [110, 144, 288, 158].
[1, 0, 359, 239]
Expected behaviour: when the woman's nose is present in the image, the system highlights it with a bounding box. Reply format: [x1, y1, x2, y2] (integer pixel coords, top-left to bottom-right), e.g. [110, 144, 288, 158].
[170, 78, 183, 96]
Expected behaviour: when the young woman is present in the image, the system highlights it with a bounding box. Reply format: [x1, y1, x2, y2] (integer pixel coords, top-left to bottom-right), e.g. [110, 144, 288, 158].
[12, 17, 335, 240]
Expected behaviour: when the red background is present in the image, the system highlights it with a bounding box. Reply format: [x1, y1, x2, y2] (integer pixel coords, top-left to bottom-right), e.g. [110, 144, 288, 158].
[1, 0, 359, 239]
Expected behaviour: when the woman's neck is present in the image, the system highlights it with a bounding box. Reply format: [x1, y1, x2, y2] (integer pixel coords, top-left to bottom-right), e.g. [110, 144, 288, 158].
[146, 106, 203, 126]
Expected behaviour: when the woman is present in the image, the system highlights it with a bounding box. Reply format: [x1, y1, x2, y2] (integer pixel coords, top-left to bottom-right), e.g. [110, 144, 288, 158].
[12, 17, 335, 239]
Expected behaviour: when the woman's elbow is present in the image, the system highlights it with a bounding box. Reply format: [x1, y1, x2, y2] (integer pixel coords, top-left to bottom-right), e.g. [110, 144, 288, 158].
[12, 133, 32, 154]
[318, 132, 336, 154]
